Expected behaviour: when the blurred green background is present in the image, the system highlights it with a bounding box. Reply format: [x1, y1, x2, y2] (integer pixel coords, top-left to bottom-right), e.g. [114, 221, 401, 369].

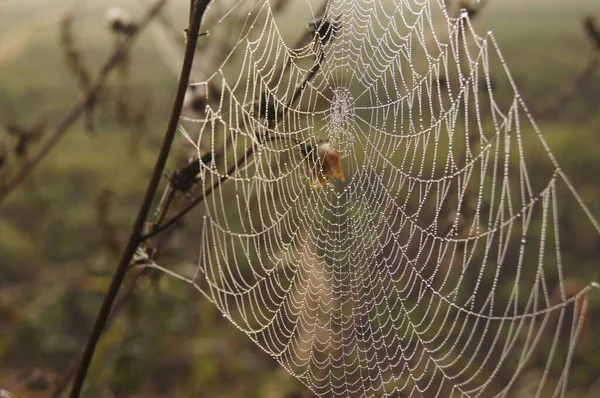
[1, 0, 600, 397]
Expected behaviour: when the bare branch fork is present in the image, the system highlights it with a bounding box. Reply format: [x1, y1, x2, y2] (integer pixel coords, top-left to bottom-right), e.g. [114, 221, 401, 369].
[0, 0, 167, 203]
[143, 2, 334, 240]
[53, 1, 328, 395]
[67, 1, 212, 396]
[141, 59, 326, 240]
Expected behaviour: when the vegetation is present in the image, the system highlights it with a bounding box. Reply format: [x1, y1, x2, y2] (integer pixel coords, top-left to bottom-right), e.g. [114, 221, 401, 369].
[1, 0, 599, 397]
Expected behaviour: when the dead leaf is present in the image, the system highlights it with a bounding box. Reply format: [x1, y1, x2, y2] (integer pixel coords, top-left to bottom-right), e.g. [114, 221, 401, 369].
[306, 141, 345, 188]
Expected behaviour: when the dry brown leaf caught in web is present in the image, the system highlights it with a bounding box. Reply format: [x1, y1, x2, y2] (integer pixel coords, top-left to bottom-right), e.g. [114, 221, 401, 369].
[305, 141, 345, 188]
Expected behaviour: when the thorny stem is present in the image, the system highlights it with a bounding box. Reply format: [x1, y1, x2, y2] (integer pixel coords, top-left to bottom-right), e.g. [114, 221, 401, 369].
[0, 1, 166, 203]
[67, 1, 212, 396]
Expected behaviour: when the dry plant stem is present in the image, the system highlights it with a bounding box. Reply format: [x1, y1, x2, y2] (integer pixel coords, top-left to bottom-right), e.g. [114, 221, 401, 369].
[0, 2, 167, 203]
[60, 3, 324, 391]
[67, 1, 211, 396]
[142, 146, 257, 240]
[142, 136, 294, 240]
[50, 226, 173, 398]
[189, 1, 196, 32]
[144, 9, 330, 241]
[51, 227, 173, 398]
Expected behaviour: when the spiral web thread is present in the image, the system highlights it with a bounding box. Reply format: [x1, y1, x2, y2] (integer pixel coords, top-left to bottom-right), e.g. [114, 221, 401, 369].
[150, 0, 600, 396]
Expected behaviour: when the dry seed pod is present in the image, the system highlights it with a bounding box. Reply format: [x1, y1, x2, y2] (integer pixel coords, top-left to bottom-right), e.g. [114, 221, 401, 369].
[106, 7, 138, 35]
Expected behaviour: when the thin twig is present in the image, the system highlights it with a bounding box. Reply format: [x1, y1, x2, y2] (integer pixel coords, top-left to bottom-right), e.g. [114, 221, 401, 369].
[143, 11, 331, 241]
[141, 136, 296, 240]
[0, 1, 166, 203]
[62, 11, 327, 386]
[50, 257, 163, 398]
[55, 157, 210, 398]
[50, 248, 164, 397]
[50, 239, 166, 398]
[189, 1, 196, 34]
[141, 145, 256, 240]
[67, 1, 211, 396]
[60, 5, 328, 393]
[151, 185, 176, 228]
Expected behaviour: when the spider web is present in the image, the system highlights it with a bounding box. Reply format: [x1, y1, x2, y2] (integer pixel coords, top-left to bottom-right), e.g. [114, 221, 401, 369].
[149, 0, 600, 396]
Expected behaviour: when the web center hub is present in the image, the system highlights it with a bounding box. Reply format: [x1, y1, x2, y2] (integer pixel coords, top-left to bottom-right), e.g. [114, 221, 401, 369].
[328, 87, 355, 152]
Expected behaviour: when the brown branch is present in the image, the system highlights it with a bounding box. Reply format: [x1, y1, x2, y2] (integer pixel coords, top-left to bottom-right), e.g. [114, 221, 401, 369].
[0, 1, 166, 203]
[151, 185, 177, 229]
[66, 1, 212, 396]
[142, 6, 333, 241]
[143, 1, 331, 240]
[141, 135, 298, 241]
[51, 153, 214, 398]
[66, 9, 328, 373]
[141, 145, 257, 240]
[144, 9, 332, 241]
[49, 235, 169, 398]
